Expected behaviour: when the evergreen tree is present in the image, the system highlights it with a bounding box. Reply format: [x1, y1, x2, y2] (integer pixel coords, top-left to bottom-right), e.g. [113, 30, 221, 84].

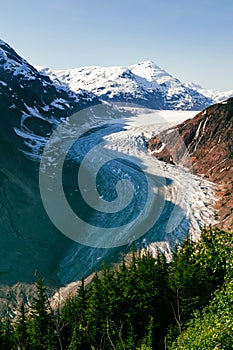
[15, 302, 29, 350]
[86, 272, 107, 348]
[28, 278, 55, 349]
[0, 226, 230, 350]
[1, 316, 15, 350]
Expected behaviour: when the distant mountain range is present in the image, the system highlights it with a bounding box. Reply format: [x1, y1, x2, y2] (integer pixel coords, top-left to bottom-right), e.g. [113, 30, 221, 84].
[38, 60, 233, 110]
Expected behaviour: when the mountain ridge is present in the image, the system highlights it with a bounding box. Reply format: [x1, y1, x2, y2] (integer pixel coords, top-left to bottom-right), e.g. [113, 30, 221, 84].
[37, 60, 233, 111]
[148, 98, 233, 230]
[0, 38, 101, 312]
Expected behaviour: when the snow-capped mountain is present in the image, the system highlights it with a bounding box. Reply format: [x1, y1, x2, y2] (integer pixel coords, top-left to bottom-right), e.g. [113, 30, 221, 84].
[184, 81, 233, 104]
[38, 60, 232, 111]
[0, 39, 99, 160]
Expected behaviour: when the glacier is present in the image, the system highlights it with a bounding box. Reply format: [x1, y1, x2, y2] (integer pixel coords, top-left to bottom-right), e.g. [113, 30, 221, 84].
[48, 106, 219, 284]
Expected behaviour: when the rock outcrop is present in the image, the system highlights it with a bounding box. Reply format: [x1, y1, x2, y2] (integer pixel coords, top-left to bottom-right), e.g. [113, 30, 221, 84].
[148, 98, 233, 230]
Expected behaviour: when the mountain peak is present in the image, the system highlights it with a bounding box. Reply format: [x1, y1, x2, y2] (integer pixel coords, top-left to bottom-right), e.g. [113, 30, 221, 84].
[129, 60, 165, 74]
[136, 60, 160, 68]
[37, 61, 215, 110]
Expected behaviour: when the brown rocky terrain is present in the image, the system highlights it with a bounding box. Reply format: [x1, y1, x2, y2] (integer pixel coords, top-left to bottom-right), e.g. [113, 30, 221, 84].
[148, 98, 233, 230]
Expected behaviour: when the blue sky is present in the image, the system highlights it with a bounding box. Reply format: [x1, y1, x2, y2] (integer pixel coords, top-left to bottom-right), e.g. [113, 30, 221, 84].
[1, 0, 233, 90]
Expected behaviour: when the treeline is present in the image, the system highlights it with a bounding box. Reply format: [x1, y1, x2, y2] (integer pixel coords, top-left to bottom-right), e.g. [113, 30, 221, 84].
[0, 227, 232, 349]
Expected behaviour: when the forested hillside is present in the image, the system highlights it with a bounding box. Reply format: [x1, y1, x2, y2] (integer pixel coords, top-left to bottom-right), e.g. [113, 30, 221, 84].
[0, 227, 232, 349]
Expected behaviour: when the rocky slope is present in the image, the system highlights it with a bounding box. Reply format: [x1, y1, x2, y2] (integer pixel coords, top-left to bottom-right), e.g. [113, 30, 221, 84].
[38, 61, 216, 111]
[148, 98, 233, 230]
[0, 39, 99, 313]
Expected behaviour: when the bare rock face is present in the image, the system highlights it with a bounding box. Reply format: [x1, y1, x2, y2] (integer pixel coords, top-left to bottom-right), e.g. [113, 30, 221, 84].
[148, 138, 175, 164]
[148, 98, 233, 230]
